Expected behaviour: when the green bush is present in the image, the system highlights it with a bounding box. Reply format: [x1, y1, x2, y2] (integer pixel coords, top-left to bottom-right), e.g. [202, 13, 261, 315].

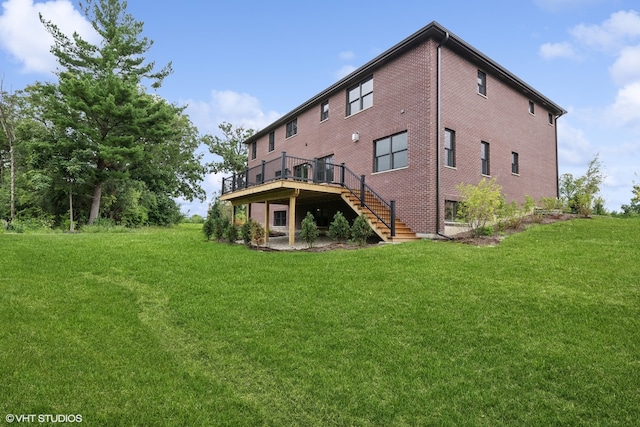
[300, 212, 319, 248]
[241, 218, 266, 246]
[457, 178, 503, 237]
[224, 223, 239, 244]
[328, 211, 351, 242]
[351, 214, 372, 246]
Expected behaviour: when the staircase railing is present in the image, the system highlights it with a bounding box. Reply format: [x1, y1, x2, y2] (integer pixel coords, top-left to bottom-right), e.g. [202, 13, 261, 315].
[221, 152, 396, 237]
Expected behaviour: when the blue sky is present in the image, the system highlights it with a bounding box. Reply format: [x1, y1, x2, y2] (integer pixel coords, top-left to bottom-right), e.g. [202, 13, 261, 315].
[1, 0, 639, 216]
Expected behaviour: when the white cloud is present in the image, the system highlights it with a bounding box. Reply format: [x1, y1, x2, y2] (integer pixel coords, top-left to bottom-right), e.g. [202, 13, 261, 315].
[569, 10, 640, 52]
[184, 89, 281, 135]
[0, 0, 97, 74]
[606, 81, 640, 129]
[557, 119, 594, 165]
[339, 50, 355, 61]
[539, 41, 581, 60]
[609, 44, 640, 86]
[335, 65, 356, 80]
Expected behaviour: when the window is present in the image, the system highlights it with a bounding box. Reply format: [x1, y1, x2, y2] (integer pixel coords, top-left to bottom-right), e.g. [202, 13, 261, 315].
[444, 128, 456, 167]
[548, 112, 554, 125]
[286, 118, 297, 138]
[481, 141, 490, 175]
[529, 101, 535, 114]
[268, 131, 275, 152]
[445, 200, 459, 222]
[347, 76, 373, 116]
[294, 163, 310, 181]
[315, 155, 334, 183]
[274, 211, 286, 227]
[321, 101, 329, 121]
[375, 132, 408, 172]
[477, 70, 487, 96]
[251, 141, 257, 160]
[512, 152, 519, 175]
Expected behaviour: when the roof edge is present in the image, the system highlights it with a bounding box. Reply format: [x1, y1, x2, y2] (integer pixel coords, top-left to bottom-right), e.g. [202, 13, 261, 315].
[245, 21, 566, 143]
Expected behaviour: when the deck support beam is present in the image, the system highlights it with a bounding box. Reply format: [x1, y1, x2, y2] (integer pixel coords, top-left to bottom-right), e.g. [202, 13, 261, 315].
[264, 201, 269, 245]
[288, 190, 298, 246]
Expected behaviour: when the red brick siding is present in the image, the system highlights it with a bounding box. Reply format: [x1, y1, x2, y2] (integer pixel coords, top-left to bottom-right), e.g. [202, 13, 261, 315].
[247, 39, 558, 235]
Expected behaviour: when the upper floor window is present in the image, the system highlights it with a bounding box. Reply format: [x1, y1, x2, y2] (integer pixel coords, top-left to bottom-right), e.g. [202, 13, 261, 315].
[512, 152, 519, 175]
[444, 128, 456, 167]
[375, 131, 408, 173]
[477, 70, 487, 96]
[268, 131, 275, 152]
[529, 101, 535, 114]
[321, 101, 329, 121]
[286, 118, 297, 138]
[481, 141, 490, 175]
[548, 113, 554, 125]
[347, 76, 373, 116]
[251, 141, 257, 160]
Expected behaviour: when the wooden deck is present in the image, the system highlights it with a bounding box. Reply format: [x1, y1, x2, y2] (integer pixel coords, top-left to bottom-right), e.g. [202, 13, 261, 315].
[220, 179, 418, 245]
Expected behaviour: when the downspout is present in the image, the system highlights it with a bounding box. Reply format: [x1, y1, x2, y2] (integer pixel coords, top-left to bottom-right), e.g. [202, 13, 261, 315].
[436, 31, 453, 239]
[554, 111, 565, 199]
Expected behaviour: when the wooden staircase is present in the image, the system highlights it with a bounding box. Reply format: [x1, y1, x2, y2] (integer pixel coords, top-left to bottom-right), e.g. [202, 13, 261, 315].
[341, 190, 419, 243]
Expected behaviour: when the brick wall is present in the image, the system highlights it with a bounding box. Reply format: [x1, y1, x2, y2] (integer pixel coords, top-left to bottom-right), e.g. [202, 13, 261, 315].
[247, 38, 558, 235]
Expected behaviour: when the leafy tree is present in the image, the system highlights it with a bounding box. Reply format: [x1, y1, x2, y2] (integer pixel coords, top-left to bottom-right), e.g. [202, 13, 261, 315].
[351, 214, 372, 246]
[204, 122, 255, 175]
[620, 182, 640, 216]
[0, 83, 18, 222]
[36, 0, 202, 225]
[457, 177, 503, 236]
[300, 211, 319, 248]
[560, 154, 605, 217]
[328, 211, 350, 242]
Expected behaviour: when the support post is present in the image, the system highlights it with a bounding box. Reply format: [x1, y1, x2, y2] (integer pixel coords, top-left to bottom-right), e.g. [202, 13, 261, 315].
[264, 201, 270, 245]
[340, 163, 345, 187]
[390, 200, 396, 237]
[288, 193, 297, 246]
[360, 175, 366, 204]
[313, 158, 318, 183]
[244, 167, 249, 189]
[281, 151, 287, 179]
[261, 160, 266, 184]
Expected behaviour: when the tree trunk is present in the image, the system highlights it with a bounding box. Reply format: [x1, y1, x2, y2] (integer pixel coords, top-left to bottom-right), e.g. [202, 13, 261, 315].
[9, 142, 15, 222]
[88, 182, 102, 225]
[69, 183, 74, 232]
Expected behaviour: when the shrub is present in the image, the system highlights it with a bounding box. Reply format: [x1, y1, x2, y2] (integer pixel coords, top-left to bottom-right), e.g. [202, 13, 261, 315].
[457, 178, 503, 237]
[351, 214, 372, 246]
[250, 220, 265, 246]
[300, 212, 319, 248]
[224, 223, 239, 244]
[328, 211, 351, 242]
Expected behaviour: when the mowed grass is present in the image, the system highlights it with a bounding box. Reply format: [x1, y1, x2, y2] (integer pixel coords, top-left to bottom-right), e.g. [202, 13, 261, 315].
[1, 217, 639, 426]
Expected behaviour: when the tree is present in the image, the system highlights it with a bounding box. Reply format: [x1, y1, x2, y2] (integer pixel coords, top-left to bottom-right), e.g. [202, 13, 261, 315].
[300, 212, 319, 248]
[328, 211, 350, 242]
[0, 82, 17, 222]
[204, 122, 255, 175]
[559, 154, 605, 217]
[351, 214, 372, 246]
[620, 181, 640, 216]
[457, 177, 503, 236]
[38, 0, 179, 224]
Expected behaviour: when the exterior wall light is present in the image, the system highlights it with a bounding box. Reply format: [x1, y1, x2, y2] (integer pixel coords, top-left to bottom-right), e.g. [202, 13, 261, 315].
[352, 132, 360, 142]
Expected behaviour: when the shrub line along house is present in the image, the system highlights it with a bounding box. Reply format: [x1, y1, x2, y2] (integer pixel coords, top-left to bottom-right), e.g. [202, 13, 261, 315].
[220, 21, 567, 246]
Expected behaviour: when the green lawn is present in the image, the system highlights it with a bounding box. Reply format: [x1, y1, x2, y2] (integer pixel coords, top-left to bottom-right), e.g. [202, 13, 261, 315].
[1, 217, 639, 426]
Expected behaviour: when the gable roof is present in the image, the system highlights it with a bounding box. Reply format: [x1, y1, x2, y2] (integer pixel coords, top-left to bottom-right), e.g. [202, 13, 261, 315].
[245, 21, 567, 144]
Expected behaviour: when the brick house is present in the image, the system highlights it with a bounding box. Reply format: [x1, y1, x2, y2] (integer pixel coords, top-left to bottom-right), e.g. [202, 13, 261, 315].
[220, 21, 566, 245]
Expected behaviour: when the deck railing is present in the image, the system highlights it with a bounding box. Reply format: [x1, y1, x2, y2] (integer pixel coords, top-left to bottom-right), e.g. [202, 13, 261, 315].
[221, 152, 395, 236]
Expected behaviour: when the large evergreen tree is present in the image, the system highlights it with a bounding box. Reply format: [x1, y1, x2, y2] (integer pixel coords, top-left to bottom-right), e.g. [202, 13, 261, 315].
[36, 0, 202, 224]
